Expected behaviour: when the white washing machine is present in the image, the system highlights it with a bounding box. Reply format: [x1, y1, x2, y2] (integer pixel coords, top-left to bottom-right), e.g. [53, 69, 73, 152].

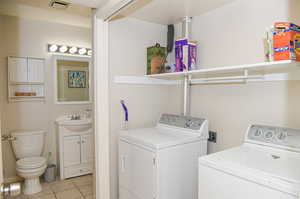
[198, 124, 300, 199]
[119, 114, 209, 199]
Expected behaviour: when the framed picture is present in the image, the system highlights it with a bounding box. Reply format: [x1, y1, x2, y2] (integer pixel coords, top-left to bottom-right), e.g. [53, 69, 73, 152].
[68, 71, 86, 88]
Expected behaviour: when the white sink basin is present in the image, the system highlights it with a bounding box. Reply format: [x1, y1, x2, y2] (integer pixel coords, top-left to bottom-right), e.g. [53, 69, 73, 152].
[56, 115, 92, 131]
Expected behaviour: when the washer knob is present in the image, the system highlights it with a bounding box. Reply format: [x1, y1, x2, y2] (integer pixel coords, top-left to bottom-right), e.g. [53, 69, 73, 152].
[277, 131, 287, 142]
[254, 129, 263, 137]
[264, 130, 274, 140]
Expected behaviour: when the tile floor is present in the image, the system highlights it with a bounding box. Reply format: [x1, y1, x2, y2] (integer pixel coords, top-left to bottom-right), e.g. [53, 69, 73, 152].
[11, 175, 93, 199]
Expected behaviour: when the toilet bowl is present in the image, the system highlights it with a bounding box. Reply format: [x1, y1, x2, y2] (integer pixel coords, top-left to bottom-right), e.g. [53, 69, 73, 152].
[16, 157, 47, 194]
[11, 130, 47, 195]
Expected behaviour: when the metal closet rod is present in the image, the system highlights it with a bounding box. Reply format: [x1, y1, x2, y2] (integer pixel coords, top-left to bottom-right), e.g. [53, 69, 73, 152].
[181, 73, 264, 116]
[186, 69, 264, 85]
[190, 75, 264, 85]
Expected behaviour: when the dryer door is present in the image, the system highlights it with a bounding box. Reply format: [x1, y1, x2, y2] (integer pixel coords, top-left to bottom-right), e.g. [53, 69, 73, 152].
[119, 140, 156, 199]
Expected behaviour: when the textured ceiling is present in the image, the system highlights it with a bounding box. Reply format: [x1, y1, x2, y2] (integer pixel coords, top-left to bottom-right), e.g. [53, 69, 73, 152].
[4, 0, 92, 17]
[122, 0, 236, 24]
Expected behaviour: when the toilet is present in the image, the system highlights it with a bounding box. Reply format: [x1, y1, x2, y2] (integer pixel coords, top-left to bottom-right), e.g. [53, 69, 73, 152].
[11, 130, 47, 195]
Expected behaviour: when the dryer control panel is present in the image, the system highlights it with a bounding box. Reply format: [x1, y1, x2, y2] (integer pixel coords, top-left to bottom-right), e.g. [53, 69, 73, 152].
[159, 114, 206, 131]
[247, 125, 300, 150]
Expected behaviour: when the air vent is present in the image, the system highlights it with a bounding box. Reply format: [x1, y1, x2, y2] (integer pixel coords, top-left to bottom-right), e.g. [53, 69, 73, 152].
[49, 0, 70, 9]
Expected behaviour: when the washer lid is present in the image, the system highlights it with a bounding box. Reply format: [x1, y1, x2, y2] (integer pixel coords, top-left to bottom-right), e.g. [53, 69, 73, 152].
[199, 145, 300, 196]
[120, 126, 203, 150]
[17, 157, 46, 169]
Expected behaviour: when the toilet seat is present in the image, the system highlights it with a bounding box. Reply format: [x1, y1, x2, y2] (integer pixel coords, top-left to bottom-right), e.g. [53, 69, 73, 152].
[16, 157, 46, 170]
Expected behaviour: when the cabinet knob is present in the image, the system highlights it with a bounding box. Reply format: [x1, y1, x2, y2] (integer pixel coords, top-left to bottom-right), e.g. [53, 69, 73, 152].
[82, 141, 85, 143]
[77, 141, 80, 144]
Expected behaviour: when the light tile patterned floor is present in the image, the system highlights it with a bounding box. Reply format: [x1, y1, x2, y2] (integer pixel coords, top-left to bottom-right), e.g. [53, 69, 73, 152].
[11, 175, 93, 199]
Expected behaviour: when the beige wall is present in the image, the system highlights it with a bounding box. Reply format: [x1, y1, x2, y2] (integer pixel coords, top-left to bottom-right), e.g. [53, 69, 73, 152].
[0, 15, 92, 180]
[109, 18, 181, 199]
[189, 0, 300, 153]
[0, 16, 4, 112]
[0, 12, 4, 184]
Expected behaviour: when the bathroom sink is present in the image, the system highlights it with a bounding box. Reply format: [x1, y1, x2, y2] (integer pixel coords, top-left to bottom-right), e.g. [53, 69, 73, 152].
[56, 118, 92, 126]
[55, 115, 92, 132]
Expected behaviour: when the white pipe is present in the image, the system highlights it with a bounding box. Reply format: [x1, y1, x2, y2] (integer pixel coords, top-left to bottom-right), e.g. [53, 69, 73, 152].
[182, 16, 192, 116]
[183, 75, 191, 116]
[182, 16, 192, 39]
[192, 79, 246, 85]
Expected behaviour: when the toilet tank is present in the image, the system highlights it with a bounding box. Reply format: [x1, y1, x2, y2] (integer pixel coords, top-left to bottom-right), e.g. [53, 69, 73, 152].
[11, 130, 45, 159]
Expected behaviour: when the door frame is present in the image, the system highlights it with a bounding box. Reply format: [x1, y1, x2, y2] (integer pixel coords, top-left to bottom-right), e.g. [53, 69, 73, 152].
[93, 12, 111, 199]
[0, 108, 3, 198]
[93, 0, 137, 199]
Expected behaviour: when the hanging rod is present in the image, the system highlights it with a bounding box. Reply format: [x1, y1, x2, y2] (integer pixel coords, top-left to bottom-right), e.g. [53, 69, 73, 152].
[190, 69, 263, 85]
[190, 75, 264, 85]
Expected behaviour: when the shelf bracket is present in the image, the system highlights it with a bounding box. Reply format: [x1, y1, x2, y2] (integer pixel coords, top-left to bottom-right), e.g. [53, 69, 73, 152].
[244, 69, 248, 83]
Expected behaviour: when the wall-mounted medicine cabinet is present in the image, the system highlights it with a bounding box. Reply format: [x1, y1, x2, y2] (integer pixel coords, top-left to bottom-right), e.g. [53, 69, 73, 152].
[8, 56, 45, 102]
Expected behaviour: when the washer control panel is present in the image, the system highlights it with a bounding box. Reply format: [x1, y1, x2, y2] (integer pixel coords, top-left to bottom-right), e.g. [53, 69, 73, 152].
[159, 114, 206, 131]
[247, 125, 300, 149]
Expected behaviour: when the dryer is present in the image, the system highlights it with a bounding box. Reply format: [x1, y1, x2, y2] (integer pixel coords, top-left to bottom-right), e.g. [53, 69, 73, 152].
[119, 114, 209, 199]
[198, 124, 300, 199]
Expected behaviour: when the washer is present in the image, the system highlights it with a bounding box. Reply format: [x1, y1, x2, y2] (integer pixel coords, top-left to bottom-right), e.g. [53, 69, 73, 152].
[119, 114, 209, 199]
[198, 124, 300, 199]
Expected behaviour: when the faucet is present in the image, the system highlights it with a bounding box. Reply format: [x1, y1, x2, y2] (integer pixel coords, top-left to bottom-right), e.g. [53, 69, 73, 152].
[71, 114, 81, 120]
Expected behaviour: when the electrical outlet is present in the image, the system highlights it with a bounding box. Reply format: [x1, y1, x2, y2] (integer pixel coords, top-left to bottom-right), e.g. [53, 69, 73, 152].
[208, 131, 217, 143]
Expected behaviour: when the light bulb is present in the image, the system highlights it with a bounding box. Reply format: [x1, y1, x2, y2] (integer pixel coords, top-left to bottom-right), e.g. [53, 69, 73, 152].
[79, 48, 87, 55]
[69, 46, 78, 54]
[49, 44, 58, 52]
[59, 45, 68, 53]
[87, 50, 92, 56]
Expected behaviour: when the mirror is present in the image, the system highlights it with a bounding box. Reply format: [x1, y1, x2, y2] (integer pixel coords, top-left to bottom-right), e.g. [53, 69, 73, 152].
[54, 55, 91, 104]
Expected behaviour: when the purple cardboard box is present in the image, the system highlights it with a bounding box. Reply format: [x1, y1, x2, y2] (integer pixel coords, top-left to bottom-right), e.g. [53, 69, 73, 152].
[175, 39, 188, 72]
[188, 42, 197, 71]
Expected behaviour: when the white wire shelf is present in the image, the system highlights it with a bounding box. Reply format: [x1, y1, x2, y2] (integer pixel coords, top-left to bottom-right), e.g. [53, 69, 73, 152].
[114, 60, 300, 85]
[146, 60, 300, 79]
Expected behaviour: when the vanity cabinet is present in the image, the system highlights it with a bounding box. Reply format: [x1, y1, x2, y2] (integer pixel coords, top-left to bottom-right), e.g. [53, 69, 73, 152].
[81, 134, 94, 163]
[56, 121, 94, 180]
[63, 136, 82, 167]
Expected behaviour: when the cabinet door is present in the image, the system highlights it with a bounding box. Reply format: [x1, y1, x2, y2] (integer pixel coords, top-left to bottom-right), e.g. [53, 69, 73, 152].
[63, 136, 81, 167]
[81, 134, 94, 163]
[119, 141, 156, 199]
[28, 58, 44, 83]
[8, 57, 28, 83]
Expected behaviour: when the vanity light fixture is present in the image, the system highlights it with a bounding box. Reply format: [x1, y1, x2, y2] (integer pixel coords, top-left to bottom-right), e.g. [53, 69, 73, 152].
[47, 44, 92, 56]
